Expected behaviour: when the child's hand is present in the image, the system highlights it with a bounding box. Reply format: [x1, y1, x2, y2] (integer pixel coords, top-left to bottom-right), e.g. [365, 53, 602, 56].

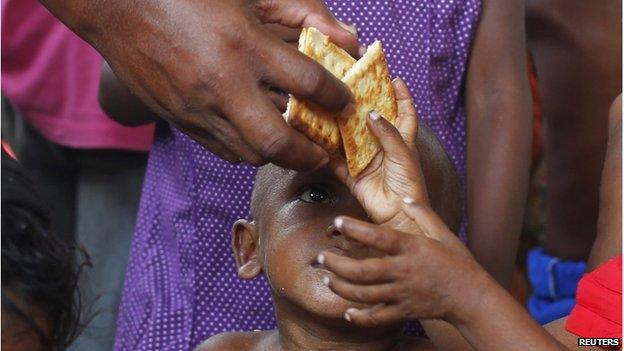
[329, 78, 428, 231]
[320, 201, 492, 326]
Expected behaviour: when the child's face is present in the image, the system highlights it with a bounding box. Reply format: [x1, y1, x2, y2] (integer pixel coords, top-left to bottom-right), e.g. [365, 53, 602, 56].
[233, 165, 385, 320]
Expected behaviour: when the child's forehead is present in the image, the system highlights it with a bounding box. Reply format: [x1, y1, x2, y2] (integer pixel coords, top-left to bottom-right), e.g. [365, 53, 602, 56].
[251, 164, 341, 213]
[254, 164, 338, 193]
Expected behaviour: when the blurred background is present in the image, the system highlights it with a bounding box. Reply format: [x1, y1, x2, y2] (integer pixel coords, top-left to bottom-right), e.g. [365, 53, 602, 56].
[1, 0, 621, 349]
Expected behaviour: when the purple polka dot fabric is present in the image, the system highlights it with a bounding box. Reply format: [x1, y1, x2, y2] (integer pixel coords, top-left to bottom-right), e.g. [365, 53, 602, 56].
[114, 1, 480, 349]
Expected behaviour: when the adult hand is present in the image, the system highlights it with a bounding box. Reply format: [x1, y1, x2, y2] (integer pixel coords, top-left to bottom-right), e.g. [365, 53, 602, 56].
[329, 79, 428, 231]
[41, 0, 358, 170]
[262, 24, 364, 112]
[320, 203, 485, 327]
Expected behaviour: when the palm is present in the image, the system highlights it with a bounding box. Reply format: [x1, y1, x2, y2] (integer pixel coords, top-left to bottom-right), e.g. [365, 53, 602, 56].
[340, 138, 427, 229]
[330, 79, 429, 229]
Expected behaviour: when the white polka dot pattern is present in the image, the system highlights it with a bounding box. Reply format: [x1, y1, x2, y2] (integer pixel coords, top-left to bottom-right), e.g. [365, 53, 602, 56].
[114, 1, 480, 349]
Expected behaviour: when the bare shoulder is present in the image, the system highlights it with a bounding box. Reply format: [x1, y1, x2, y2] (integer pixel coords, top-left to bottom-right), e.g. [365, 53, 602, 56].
[193, 331, 273, 351]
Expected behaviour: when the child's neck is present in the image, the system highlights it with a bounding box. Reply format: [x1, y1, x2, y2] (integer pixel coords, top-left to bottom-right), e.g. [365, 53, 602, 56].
[272, 299, 402, 351]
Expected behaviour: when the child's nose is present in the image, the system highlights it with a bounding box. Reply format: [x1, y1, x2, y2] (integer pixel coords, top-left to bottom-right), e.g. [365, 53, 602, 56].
[326, 223, 365, 248]
[325, 224, 341, 238]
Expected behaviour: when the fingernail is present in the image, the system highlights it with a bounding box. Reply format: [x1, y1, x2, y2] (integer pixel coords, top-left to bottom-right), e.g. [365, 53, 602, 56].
[312, 154, 330, 171]
[345, 308, 358, 322]
[403, 197, 415, 204]
[317, 253, 325, 265]
[344, 311, 352, 322]
[334, 217, 344, 229]
[340, 102, 356, 118]
[358, 46, 367, 57]
[322, 276, 330, 286]
[369, 110, 381, 120]
[338, 21, 358, 36]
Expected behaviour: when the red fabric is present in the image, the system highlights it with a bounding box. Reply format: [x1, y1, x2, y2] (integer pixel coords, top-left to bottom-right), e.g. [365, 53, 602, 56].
[1, 141, 17, 160]
[566, 256, 622, 340]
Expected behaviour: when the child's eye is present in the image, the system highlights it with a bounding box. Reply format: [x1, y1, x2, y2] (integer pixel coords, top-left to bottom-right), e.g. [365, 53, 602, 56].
[298, 185, 331, 204]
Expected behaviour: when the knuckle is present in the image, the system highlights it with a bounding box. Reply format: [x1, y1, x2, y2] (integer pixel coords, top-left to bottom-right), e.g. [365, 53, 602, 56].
[258, 135, 291, 160]
[379, 231, 398, 250]
[299, 68, 328, 99]
[366, 313, 381, 326]
[369, 260, 384, 279]
[353, 264, 367, 281]
[399, 264, 412, 278]
[379, 120, 396, 135]
[252, 0, 277, 19]
[375, 230, 389, 246]
[246, 155, 267, 167]
[353, 289, 367, 301]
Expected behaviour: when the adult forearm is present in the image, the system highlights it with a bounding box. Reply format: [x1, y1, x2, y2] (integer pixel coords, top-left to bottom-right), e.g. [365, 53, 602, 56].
[99, 62, 158, 126]
[466, 89, 532, 288]
[38, 0, 104, 45]
[465, 0, 532, 289]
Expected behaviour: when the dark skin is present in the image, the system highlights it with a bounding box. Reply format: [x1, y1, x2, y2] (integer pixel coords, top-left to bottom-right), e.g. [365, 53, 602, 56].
[196, 80, 460, 351]
[543, 95, 622, 350]
[40, 0, 359, 171]
[98, 24, 362, 127]
[97, 0, 531, 344]
[466, 0, 532, 291]
[1, 289, 50, 351]
[322, 95, 621, 351]
[97, 0, 531, 293]
[526, 0, 622, 259]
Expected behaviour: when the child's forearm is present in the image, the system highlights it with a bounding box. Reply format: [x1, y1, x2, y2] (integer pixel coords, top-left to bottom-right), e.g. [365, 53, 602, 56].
[449, 273, 569, 351]
[98, 62, 159, 126]
[421, 320, 476, 351]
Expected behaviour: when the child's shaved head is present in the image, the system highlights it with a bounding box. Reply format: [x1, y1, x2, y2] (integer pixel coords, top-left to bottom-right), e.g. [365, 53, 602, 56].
[233, 120, 463, 331]
[251, 122, 463, 232]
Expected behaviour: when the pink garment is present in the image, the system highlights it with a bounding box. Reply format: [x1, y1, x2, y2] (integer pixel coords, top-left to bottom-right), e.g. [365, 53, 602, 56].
[1, 0, 154, 151]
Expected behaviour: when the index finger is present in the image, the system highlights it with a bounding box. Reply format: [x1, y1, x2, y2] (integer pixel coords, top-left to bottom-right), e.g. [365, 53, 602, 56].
[222, 84, 329, 171]
[393, 78, 418, 148]
[258, 31, 355, 116]
[334, 216, 404, 254]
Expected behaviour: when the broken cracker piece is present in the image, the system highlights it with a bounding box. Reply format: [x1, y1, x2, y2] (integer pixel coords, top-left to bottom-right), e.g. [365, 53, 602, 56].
[284, 27, 356, 154]
[339, 41, 397, 176]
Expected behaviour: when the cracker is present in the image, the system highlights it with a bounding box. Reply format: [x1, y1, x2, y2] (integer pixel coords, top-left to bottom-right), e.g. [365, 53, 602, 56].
[339, 41, 397, 176]
[284, 27, 356, 153]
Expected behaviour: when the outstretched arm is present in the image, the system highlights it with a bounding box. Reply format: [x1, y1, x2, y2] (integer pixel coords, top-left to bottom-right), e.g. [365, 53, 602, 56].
[99, 62, 157, 126]
[322, 209, 568, 351]
[39, 0, 358, 170]
[324, 95, 622, 351]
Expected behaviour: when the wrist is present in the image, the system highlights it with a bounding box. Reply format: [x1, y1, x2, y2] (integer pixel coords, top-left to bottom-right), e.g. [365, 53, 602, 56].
[444, 263, 497, 328]
[39, 0, 105, 43]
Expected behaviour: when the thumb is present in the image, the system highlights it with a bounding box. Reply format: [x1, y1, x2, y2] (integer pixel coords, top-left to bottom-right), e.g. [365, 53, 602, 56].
[400, 200, 469, 259]
[392, 78, 418, 149]
[253, 0, 358, 47]
[401, 200, 452, 242]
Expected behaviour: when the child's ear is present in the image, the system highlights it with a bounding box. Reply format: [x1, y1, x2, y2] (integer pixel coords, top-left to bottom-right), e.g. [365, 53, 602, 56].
[231, 219, 262, 280]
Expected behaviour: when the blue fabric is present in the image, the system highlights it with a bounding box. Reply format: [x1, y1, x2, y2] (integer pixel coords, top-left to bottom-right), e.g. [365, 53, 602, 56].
[527, 247, 587, 324]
